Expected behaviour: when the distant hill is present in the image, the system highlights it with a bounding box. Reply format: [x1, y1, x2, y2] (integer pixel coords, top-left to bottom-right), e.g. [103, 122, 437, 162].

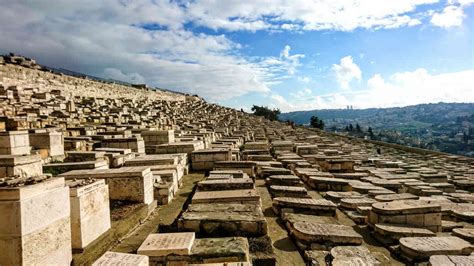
[280, 102, 474, 157]
[280, 102, 474, 127]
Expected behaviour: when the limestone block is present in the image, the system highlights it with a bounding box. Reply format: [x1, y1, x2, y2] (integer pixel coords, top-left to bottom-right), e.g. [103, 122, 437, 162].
[68, 179, 111, 249]
[0, 154, 42, 178]
[93, 252, 149, 266]
[0, 177, 72, 265]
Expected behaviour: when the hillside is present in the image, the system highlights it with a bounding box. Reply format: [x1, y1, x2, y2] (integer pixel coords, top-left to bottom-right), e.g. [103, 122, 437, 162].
[280, 103, 474, 157]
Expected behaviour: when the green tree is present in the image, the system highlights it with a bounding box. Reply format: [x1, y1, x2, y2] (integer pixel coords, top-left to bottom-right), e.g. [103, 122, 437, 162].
[310, 115, 325, 129]
[368, 127, 374, 139]
[251, 105, 281, 121]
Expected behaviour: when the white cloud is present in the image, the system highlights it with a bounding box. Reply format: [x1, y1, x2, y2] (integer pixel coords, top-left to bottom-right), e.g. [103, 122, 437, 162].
[260, 45, 305, 76]
[332, 56, 362, 90]
[0, 0, 275, 101]
[186, 0, 438, 32]
[297, 76, 311, 83]
[431, 5, 465, 27]
[273, 68, 474, 111]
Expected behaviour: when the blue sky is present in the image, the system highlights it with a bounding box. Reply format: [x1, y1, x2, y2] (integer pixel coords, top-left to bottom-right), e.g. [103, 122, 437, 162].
[0, 0, 473, 112]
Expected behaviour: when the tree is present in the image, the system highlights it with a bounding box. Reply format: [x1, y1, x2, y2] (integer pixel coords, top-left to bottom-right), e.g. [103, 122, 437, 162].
[356, 123, 362, 133]
[348, 124, 354, 132]
[251, 105, 281, 121]
[368, 127, 374, 139]
[310, 115, 325, 129]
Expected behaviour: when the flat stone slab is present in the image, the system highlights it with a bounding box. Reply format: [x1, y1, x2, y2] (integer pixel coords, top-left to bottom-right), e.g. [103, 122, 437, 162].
[429, 255, 474, 266]
[138, 232, 195, 257]
[400, 236, 472, 260]
[324, 191, 363, 203]
[375, 193, 419, 202]
[292, 222, 363, 247]
[273, 197, 337, 216]
[372, 200, 441, 215]
[269, 185, 308, 198]
[375, 223, 436, 240]
[178, 203, 267, 237]
[267, 175, 304, 186]
[452, 228, 474, 243]
[340, 197, 377, 210]
[330, 246, 380, 266]
[197, 179, 254, 191]
[92, 252, 149, 266]
[192, 189, 260, 204]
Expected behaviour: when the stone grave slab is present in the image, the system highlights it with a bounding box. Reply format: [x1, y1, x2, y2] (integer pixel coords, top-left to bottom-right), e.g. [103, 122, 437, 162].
[340, 197, 377, 210]
[291, 222, 363, 250]
[452, 228, 474, 243]
[399, 236, 472, 261]
[429, 255, 474, 266]
[92, 252, 149, 266]
[138, 232, 195, 256]
[192, 189, 260, 204]
[330, 246, 380, 266]
[178, 203, 267, 237]
[375, 193, 419, 202]
[324, 191, 363, 203]
[272, 197, 337, 216]
[197, 178, 254, 191]
[269, 185, 309, 198]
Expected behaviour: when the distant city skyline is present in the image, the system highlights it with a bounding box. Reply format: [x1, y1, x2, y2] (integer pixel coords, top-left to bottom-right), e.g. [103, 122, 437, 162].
[0, 0, 473, 112]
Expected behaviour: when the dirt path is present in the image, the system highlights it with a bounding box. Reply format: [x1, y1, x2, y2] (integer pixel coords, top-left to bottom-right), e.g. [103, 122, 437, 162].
[112, 173, 205, 253]
[255, 179, 306, 266]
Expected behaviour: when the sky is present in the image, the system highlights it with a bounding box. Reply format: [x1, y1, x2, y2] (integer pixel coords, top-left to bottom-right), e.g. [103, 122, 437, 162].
[0, 0, 473, 112]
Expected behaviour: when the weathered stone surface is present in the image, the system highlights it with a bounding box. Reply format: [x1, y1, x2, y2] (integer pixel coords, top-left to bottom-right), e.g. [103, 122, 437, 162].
[375, 193, 419, 202]
[68, 179, 111, 249]
[178, 203, 267, 237]
[137, 232, 195, 256]
[452, 228, 474, 243]
[0, 177, 72, 265]
[340, 197, 377, 210]
[400, 236, 472, 261]
[330, 246, 380, 266]
[428, 255, 474, 266]
[197, 178, 254, 191]
[192, 189, 260, 204]
[291, 222, 363, 249]
[273, 197, 337, 216]
[93, 252, 149, 266]
[269, 185, 309, 198]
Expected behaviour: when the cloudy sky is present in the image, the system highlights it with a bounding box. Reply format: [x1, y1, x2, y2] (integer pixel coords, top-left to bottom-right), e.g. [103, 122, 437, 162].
[0, 0, 473, 112]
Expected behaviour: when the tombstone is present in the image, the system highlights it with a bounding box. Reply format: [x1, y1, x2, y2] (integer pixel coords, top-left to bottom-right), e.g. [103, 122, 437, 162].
[138, 232, 195, 256]
[272, 197, 337, 216]
[399, 236, 472, 261]
[197, 178, 254, 191]
[368, 200, 442, 232]
[67, 179, 111, 250]
[92, 252, 149, 266]
[29, 130, 64, 159]
[192, 189, 260, 204]
[178, 203, 268, 237]
[0, 177, 72, 265]
[60, 167, 154, 204]
[291, 222, 363, 250]
[428, 255, 474, 266]
[330, 246, 380, 266]
[0, 154, 42, 178]
[191, 148, 232, 171]
[0, 130, 31, 155]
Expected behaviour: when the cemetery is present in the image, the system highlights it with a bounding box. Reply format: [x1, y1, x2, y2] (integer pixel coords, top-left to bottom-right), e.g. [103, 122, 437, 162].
[0, 56, 473, 265]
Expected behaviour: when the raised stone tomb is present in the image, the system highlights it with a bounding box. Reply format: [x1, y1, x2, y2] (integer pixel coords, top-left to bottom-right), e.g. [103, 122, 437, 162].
[0, 177, 72, 265]
[60, 166, 154, 204]
[93, 251, 149, 266]
[399, 236, 472, 261]
[178, 203, 268, 237]
[192, 189, 260, 204]
[369, 199, 442, 232]
[67, 179, 111, 250]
